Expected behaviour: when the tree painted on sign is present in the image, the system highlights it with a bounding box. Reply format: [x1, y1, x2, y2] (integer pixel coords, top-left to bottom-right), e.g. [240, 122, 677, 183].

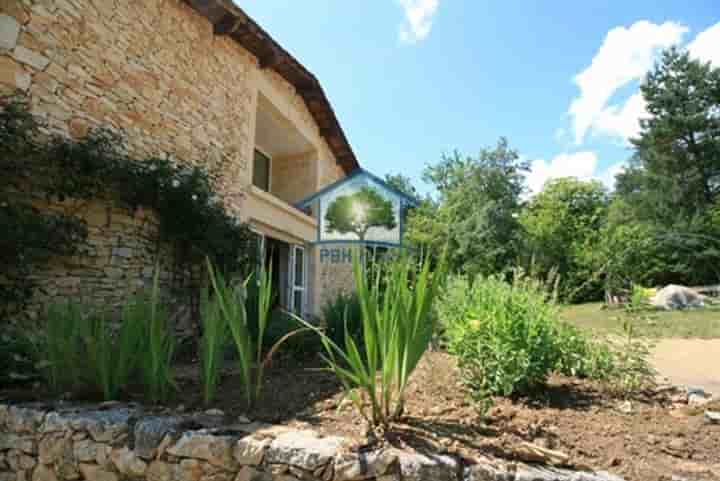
[324, 186, 397, 241]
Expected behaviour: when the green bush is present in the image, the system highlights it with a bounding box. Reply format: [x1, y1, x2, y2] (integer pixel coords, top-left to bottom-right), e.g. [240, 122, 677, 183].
[443, 275, 561, 397]
[262, 310, 321, 361]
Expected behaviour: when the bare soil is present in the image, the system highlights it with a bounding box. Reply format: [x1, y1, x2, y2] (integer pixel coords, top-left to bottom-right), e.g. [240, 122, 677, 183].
[3, 352, 719, 481]
[652, 338, 720, 394]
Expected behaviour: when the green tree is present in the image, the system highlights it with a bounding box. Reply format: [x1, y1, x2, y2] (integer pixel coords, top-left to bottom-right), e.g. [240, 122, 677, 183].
[324, 186, 397, 241]
[408, 137, 528, 276]
[626, 47, 720, 220]
[609, 47, 720, 288]
[384, 172, 419, 202]
[520, 178, 609, 301]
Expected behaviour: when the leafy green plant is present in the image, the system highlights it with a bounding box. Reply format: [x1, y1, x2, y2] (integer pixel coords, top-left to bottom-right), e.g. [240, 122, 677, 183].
[302, 254, 446, 427]
[443, 274, 562, 397]
[199, 285, 231, 405]
[262, 310, 321, 361]
[205, 260, 305, 408]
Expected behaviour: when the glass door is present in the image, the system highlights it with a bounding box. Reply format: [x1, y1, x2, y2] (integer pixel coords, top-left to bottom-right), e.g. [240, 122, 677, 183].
[288, 245, 306, 315]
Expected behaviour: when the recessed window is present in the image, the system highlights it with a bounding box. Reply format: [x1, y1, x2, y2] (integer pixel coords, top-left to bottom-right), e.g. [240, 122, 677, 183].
[253, 149, 271, 192]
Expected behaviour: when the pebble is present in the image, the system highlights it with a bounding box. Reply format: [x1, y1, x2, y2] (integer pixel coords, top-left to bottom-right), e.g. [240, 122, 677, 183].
[204, 408, 224, 416]
[705, 410, 720, 424]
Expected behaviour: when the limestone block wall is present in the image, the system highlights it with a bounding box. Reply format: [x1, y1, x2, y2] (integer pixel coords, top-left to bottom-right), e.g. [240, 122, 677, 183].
[0, 403, 624, 481]
[0, 0, 350, 319]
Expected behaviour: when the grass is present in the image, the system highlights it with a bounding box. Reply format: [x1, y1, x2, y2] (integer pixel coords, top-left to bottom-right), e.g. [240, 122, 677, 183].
[562, 302, 720, 339]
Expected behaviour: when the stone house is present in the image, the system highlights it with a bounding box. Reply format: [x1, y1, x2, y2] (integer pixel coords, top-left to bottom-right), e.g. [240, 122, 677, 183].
[0, 0, 363, 318]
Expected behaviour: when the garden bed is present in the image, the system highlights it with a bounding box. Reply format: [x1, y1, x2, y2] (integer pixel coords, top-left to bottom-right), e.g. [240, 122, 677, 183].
[3, 352, 719, 481]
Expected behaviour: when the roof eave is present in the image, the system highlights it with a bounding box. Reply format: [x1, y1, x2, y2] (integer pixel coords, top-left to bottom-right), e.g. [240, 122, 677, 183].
[182, 0, 359, 174]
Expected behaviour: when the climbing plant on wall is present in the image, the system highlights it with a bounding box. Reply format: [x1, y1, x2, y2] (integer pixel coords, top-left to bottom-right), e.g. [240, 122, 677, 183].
[1, 95, 255, 320]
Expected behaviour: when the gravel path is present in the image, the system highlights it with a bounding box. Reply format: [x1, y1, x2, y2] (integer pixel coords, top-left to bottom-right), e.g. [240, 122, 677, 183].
[652, 338, 720, 395]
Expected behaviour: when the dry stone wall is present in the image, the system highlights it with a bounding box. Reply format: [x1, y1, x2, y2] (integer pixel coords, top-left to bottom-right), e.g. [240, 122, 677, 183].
[0, 403, 625, 481]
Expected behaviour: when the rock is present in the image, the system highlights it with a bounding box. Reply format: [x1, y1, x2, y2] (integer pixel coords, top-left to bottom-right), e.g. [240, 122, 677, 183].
[705, 410, 720, 424]
[233, 436, 269, 466]
[204, 409, 224, 417]
[166, 431, 237, 470]
[396, 451, 458, 481]
[38, 434, 70, 465]
[42, 407, 137, 443]
[134, 416, 184, 460]
[333, 449, 398, 480]
[651, 285, 706, 310]
[0, 433, 36, 453]
[78, 463, 118, 481]
[513, 441, 569, 466]
[0, 56, 30, 90]
[618, 401, 632, 414]
[73, 439, 104, 463]
[265, 431, 344, 472]
[12, 46, 50, 71]
[110, 447, 147, 477]
[688, 394, 711, 407]
[0, 15, 20, 51]
[146, 461, 173, 481]
[7, 407, 45, 433]
[236, 416, 251, 424]
[234, 466, 272, 481]
[32, 465, 58, 481]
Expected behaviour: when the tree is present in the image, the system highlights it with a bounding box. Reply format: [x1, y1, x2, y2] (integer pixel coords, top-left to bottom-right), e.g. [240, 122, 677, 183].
[384, 172, 420, 202]
[624, 47, 720, 222]
[408, 137, 529, 276]
[609, 47, 720, 288]
[520, 178, 609, 301]
[324, 186, 397, 241]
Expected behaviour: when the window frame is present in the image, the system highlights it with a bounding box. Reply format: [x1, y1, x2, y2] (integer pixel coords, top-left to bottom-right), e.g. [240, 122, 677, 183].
[252, 147, 272, 192]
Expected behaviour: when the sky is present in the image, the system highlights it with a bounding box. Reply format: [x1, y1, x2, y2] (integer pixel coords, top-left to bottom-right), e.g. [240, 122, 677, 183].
[239, 1, 720, 196]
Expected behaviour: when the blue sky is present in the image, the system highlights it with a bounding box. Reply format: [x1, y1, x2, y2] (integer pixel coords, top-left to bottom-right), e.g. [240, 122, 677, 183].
[240, 1, 719, 196]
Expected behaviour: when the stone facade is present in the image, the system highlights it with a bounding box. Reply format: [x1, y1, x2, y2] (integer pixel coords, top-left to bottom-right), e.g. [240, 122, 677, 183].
[0, 403, 625, 481]
[1, 0, 356, 319]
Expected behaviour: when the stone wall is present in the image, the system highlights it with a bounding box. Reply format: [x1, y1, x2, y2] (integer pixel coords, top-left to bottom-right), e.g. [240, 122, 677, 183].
[0, 402, 624, 481]
[0, 0, 349, 319]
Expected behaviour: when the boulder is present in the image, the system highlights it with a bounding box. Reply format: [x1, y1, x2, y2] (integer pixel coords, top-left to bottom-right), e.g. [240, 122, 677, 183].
[651, 285, 705, 310]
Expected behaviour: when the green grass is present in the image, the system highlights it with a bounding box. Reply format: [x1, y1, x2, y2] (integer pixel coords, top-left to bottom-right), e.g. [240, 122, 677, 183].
[561, 302, 720, 339]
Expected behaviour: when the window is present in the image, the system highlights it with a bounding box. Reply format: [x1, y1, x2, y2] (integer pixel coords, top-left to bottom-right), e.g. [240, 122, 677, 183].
[253, 149, 270, 191]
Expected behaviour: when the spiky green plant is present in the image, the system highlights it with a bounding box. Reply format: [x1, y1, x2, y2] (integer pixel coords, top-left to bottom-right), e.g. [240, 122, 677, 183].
[199, 285, 230, 405]
[137, 268, 175, 403]
[301, 253, 446, 427]
[37, 301, 86, 393]
[205, 259, 306, 408]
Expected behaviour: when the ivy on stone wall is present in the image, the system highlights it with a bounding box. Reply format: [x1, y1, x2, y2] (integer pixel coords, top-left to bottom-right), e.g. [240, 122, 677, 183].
[1, 95, 255, 319]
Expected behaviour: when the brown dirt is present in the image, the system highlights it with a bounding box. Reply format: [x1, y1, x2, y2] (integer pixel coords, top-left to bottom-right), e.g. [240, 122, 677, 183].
[3, 352, 720, 481]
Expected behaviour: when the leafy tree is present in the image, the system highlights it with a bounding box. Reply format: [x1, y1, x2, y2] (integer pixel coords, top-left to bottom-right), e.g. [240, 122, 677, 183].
[608, 47, 720, 289]
[408, 137, 528, 276]
[626, 47, 720, 221]
[324, 186, 397, 241]
[384, 172, 420, 202]
[520, 178, 608, 301]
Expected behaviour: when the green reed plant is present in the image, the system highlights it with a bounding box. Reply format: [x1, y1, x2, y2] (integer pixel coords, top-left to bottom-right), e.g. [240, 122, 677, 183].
[199, 284, 231, 405]
[301, 253, 446, 427]
[205, 259, 304, 408]
[37, 301, 86, 393]
[137, 268, 175, 403]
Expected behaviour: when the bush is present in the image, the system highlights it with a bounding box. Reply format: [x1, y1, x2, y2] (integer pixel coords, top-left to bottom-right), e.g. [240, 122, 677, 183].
[443, 275, 561, 397]
[263, 310, 321, 361]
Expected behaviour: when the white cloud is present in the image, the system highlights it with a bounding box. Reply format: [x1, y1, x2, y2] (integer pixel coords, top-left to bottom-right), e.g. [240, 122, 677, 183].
[593, 92, 648, 142]
[569, 21, 688, 144]
[688, 22, 720, 67]
[526, 151, 598, 196]
[397, 0, 439, 44]
[526, 152, 625, 196]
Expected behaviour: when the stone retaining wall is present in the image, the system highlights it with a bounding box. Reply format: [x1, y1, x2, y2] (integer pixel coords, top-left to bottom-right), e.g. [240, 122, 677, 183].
[0, 402, 624, 481]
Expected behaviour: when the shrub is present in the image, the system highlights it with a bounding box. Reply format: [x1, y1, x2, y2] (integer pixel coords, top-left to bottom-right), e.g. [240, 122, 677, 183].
[302, 254, 446, 427]
[443, 275, 561, 397]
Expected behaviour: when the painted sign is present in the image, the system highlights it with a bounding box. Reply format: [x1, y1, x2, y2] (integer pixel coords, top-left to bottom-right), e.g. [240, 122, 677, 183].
[297, 169, 417, 247]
